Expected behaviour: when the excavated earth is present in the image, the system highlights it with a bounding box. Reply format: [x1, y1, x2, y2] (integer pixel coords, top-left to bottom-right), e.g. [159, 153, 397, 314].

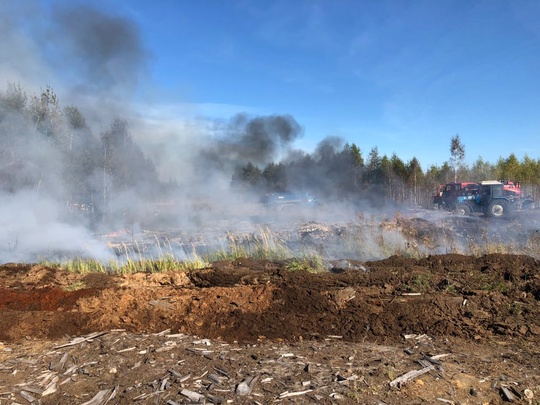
[0, 254, 539, 404]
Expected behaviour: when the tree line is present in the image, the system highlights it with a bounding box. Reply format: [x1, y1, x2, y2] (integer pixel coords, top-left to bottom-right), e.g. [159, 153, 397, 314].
[232, 135, 540, 209]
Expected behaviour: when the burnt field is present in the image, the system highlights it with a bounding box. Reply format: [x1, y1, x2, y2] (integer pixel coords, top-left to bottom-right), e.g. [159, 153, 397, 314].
[98, 206, 540, 264]
[1, 210, 540, 404]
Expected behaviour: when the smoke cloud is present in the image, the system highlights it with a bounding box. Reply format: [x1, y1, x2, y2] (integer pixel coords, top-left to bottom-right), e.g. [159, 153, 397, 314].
[200, 113, 303, 172]
[49, 4, 150, 96]
[0, 1, 155, 262]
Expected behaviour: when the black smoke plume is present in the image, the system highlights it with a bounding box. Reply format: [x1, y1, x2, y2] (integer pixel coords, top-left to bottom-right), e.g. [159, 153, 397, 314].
[200, 113, 303, 173]
[49, 4, 150, 96]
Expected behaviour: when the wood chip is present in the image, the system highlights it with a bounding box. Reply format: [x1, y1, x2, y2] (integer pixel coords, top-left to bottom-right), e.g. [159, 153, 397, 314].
[500, 386, 516, 402]
[80, 387, 117, 405]
[20, 386, 43, 395]
[422, 355, 442, 365]
[430, 353, 451, 360]
[213, 366, 229, 378]
[207, 394, 224, 403]
[153, 329, 171, 336]
[116, 346, 136, 353]
[193, 338, 212, 345]
[279, 389, 314, 398]
[54, 331, 107, 349]
[80, 389, 110, 405]
[168, 368, 183, 378]
[180, 388, 205, 402]
[63, 364, 78, 375]
[155, 345, 176, 353]
[19, 390, 37, 403]
[208, 373, 223, 385]
[165, 333, 186, 338]
[178, 375, 191, 383]
[39, 370, 56, 386]
[389, 365, 434, 388]
[159, 377, 169, 391]
[59, 377, 72, 386]
[235, 375, 259, 396]
[417, 359, 432, 368]
[236, 380, 252, 395]
[42, 376, 59, 396]
[57, 352, 69, 371]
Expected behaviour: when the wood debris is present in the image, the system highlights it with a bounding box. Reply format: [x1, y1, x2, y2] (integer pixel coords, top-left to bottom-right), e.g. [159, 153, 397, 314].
[389, 365, 434, 388]
[279, 388, 314, 398]
[53, 331, 107, 349]
[500, 386, 517, 402]
[0, 328, 536, 405]
[180, 388, 205, 402]
[80, 387, 117, 405]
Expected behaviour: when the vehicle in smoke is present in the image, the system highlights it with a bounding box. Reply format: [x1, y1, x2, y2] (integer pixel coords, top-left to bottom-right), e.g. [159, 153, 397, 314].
[433, 182, 478, 210]
[261, 192, 319, 211]
[436, 180, 535, 218]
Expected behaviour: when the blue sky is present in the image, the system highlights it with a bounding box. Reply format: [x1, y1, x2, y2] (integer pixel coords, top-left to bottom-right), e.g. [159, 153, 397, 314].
[9, 0, 540, 169]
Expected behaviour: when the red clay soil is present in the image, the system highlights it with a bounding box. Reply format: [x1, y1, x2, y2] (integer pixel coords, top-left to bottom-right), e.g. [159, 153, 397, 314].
[1, 254, 539, 344]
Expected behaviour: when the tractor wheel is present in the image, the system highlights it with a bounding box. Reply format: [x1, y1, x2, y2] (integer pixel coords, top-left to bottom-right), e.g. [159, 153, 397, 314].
[487, 200, 508, 218]
[454, 204, 471, 216]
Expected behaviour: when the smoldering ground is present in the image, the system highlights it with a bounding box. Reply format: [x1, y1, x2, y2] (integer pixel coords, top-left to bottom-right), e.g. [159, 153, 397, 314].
[0, 1, 151, 262]
[1, 2, 540, 264]
[0, 2, 316, 262]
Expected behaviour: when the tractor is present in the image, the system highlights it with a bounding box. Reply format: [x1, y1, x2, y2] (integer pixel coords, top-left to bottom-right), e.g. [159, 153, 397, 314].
[436, 180, 535, 218]
[434, 182, 478, 211]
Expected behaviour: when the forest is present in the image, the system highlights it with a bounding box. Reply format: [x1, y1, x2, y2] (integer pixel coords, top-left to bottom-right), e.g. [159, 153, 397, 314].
[1, 81, 539, 226]
[231, 136, 540, 209]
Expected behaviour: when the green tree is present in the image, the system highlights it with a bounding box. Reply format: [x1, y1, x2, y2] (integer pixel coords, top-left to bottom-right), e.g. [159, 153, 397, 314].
[407, 157, 422, 205]
[363, 146, 383, 185]
[380, 155, 393, 199]
[518, 155, 537, 185]
[231, 162, 262, 191]
[470, 157, 494, 181]
[346, 143, 364, 189]
[496, 153, 520, 182]
[263, 162, 287, 191]
[348, 143, 363, 167]
[388, 153, 407, 202]
[450, 134, 465, 182]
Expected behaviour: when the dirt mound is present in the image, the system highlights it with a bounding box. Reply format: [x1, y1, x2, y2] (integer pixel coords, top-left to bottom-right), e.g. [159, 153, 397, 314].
[0, 254, 539, 404]
[1, 254, 539, 344]
[0, 255, 540, 342]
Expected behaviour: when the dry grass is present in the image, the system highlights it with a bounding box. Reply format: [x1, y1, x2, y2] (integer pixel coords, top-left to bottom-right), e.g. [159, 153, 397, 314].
[40, 213, 540, 273]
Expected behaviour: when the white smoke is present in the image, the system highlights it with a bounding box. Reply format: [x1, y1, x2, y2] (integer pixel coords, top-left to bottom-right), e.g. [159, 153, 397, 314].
[0, 190, 112, 262]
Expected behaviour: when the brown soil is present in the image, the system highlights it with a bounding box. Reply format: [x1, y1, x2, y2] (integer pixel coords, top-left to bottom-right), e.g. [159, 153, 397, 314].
[0, 254, 539, 404]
